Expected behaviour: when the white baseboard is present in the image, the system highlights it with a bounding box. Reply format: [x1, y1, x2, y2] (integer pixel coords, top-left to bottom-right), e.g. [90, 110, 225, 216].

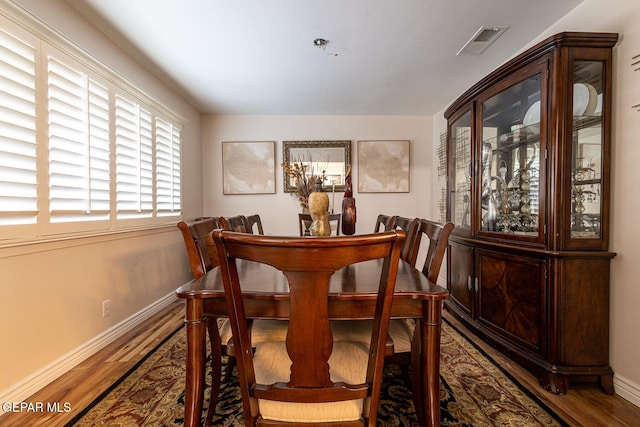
[614, 374, 640, 408]
[0, 292, 179, 413]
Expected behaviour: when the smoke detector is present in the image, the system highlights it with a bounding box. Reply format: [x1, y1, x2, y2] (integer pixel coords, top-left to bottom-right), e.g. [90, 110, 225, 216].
[457, 26, 509, 56]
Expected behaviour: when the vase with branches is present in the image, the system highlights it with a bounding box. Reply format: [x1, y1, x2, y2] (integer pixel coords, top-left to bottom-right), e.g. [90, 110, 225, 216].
[281, 160, 326, 208]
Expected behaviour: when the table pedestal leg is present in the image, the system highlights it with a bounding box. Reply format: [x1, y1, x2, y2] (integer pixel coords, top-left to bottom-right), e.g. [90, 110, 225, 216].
[184, 299, 206, 427]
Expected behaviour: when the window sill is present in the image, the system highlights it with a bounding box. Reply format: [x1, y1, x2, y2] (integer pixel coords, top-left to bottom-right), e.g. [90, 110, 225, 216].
[0, 222, 180, 259]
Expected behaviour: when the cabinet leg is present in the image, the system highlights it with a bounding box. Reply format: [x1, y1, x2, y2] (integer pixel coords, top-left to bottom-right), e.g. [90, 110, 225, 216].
[539, 372, 569, 394]
[600, 374, 615, 395]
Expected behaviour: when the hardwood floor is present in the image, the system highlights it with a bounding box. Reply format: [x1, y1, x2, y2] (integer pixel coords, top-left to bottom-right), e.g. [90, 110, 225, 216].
[444, 313, 640, 427]
[1, 301, 639, 426]
[0, 301, 185, 427]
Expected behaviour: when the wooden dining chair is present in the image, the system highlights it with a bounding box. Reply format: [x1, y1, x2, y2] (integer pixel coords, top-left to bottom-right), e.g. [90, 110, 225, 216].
[211, 230, 405, 426]
[388, 216, 421, 265]
[373, 214, 396, 233]
[221, 215, 251, 232]
[177, 218, 229, 425]
[407, 219, 455, 282]
[298, 212, 341, 236]
[179, 218, 286, 426]
[245, 214, 264, 235]
[177, 218, 221, 279]
[352, 214, 419, 364]
[386, 219, 454, 376]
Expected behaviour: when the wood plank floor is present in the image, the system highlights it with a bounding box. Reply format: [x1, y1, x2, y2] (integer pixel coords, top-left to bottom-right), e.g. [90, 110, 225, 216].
[1, 301, 639, 426]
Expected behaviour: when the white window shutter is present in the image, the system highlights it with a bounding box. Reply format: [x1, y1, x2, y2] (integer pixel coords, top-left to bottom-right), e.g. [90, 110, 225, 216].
[47, 55, 111, 223]
[115, 95, 153, 219]
[1, 14, 183, 240]
[155, 117, 181, 216]
[0, 26, 38, 227]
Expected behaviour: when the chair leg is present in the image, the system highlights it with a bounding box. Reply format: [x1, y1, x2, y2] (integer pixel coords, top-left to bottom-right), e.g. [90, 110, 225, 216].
[205, 317, 222, 427]
[224, 355, 236, 383]
[410, 325, 425, 426]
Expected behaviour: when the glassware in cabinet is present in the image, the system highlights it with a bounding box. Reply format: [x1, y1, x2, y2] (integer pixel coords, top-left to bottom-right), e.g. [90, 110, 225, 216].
[479, 73, 542, 237]
[571, 60, 604, 239]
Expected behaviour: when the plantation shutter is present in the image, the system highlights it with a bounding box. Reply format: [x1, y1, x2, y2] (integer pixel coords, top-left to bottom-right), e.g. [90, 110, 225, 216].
[155, 117, 181, 216]
[115, 95, 153, 219]
[0, 26, 38, 226]
[47, 55, 110, 223]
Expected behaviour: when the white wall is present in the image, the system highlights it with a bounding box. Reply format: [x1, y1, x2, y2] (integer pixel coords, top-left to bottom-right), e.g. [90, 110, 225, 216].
[201, 115, 434, 235]
[432, 0, 640, 406]
[0, 0, 201, 400]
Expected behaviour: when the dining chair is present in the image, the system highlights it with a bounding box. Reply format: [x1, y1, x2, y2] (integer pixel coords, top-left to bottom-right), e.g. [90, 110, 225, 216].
[370, 216, 453, 363]
[386, 219, 454, 375]
[298, 212, 341, 236]
[221, 215, 251, 232]
[407, 219, 455, 282]
[388, 216, 421, 265]
[349, 214, 419, 363]
[177, 218, 221, 279]
[177, 218, 230, 425]
[245, 214, 264, 235]
[373, 214, 396, 233]
[179, 218, 287, 426]
[212, 230, 405, 426]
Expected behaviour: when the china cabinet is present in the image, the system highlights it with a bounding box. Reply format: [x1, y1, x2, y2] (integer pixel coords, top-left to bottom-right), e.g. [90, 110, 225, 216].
[444, 32, 618, 394]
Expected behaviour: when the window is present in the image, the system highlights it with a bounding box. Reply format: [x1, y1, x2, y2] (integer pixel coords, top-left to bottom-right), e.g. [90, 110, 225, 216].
[155, 117, 181, 216]
[0, 20, 38, 237]
[47, 54, 111, 224]
[0, 12, 182, 242]
[115, 95, 154, 220]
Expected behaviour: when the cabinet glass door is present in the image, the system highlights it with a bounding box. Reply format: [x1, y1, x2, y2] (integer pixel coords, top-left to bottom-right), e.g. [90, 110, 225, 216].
[480, 73, 542, 237]
[571, 61, 604, 239]
[449, 111, 472, 230]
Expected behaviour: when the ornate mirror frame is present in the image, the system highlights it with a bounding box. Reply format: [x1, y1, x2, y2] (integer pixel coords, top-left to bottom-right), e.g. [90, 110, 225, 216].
[282, 140, 352, 193]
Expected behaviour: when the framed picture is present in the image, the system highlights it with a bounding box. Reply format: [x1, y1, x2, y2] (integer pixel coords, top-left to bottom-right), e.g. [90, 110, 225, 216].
[358, 140, 410, 193]
[222, 141, 276, 194]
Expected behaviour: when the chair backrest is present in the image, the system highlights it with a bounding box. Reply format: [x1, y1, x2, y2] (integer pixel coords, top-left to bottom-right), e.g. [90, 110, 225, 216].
[298, 212, 341, 236]
[388, 216, 420, 265]
[245, 214, 264, 235]
[176, 217, 221, 279]
[407, 219, 454, 282]
[373, 214, 396, 233]
[212, 230, 405, 426]
[220, 215, 250, 233]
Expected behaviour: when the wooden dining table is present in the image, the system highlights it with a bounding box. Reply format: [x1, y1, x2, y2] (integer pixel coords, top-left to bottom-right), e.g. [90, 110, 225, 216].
[176, 257, 449, 427]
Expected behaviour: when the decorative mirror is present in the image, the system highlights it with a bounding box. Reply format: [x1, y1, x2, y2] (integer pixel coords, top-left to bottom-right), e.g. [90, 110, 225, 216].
[282, 140, 352, 193]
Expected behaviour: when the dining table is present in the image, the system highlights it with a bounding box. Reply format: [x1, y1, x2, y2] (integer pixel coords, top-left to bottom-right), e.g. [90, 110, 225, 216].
[176, 257, 449, 427]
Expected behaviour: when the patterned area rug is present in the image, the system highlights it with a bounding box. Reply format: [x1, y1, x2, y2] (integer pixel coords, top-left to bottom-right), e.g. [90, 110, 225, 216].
[65, 319, 567, 426]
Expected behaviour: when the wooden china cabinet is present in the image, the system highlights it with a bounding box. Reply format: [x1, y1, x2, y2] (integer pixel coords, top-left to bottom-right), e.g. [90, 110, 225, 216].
[444, 32, 618, 394]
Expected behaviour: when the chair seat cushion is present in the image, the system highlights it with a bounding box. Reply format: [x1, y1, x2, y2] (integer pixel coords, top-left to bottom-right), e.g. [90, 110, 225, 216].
[221, 319, 414, 354]
[331, 319, 415, 353]
[253, 341, 368, 423]
[220, 319, 289, 345]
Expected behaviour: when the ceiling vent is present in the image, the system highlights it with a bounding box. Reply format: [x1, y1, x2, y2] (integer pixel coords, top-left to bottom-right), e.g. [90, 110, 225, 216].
[457, 26, 509, 56]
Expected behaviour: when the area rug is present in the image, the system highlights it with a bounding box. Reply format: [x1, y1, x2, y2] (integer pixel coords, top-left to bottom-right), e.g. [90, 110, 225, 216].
[65, 319, 567, 426]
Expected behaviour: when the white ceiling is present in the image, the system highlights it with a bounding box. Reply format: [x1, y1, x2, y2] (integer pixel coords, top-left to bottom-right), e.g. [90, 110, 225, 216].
[67, 0, 583, 116]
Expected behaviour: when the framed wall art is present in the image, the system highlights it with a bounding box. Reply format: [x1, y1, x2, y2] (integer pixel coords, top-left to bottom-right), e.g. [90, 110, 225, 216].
[357, 140, 410, 193]
[222, 141, 275, 194]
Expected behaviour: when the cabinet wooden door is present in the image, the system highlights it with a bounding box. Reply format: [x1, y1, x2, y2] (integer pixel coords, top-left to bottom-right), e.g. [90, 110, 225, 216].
[447, 241, 474, 317]
[476, 249, 546, 356]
